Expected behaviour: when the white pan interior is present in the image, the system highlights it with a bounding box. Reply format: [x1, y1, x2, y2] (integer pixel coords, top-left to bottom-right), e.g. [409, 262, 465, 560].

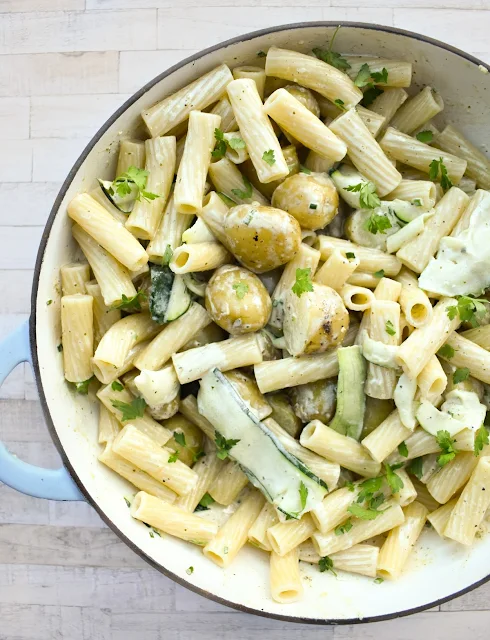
[33, 23, 490, 622]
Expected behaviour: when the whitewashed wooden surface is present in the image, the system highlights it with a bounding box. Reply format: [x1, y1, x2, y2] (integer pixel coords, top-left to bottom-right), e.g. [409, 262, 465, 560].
[1, 1, 490, 638]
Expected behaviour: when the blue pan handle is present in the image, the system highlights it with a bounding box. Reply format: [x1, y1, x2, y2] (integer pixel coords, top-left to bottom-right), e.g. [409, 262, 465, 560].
[0, 320, 84, 500]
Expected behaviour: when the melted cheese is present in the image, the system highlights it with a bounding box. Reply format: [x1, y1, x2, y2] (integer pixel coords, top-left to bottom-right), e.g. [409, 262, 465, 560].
[418, 190, 490, 295]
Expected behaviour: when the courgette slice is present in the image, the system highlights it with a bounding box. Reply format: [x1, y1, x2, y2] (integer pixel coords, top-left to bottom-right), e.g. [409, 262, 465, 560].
[149, 264, 191, 324]
[98, 178, 138, 214]
[198, 369, 328, 519]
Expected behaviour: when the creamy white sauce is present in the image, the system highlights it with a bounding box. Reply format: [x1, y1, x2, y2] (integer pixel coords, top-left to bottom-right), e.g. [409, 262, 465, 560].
[416, 389, 486, 437]
[418, 190, 490, 295]
[361, 332, 400, 369]
[394, 373, 418, 430]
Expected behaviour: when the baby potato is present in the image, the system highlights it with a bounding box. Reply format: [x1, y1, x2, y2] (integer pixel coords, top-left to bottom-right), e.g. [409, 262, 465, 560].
[283, 282, 349, 356]
[265, 392, 303, 437]
[284, 84, 321, 118]
[289, 379, 337, 424]
[223, 204, 301, 273]
[271, 172, 339, 230]
[224, 369, 272, 419]
[205, 264, 272, 334]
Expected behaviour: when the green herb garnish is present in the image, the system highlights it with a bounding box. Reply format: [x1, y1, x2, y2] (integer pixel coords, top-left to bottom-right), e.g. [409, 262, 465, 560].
[111, 397, 147, 422]
[384, 462, 404, 494]
[344, 181, 381, 209]
[335, 518, 353, 536]
[416, 130, 434, 143]
[299, 481, 308, 511]
[474, 425, 489, 456]
[436, 429, 458, 467]
[174, 431, 186, 447]
[231, 175, 253, 200]
[215, 433, 240, 460]
[374, 269, 385, 278]
[446, 295, 489, 328]
[312, 25, 351, 72]
[385, 320, 396, 336]
[398, 441, 408, 458]
[232, 282, 249, 299]
[110, 165, 159, 203]
[429, 157, 452, 191]
[71, 377, 94, 395]
[453, 367, 470, 384]
[319, 555, 337, 576]
[365, 212, 392, 235]
[113, 291, 147, 312]
[438, 344, 455, 360]
[168, 450, 180, 463]
[111, 380, 124, 392]
[262, 149, 275, 166]
[334, 98, 346, 110]
[292, 268, 314, 298]
[408, 457, 424, 480]
[211, 128, 227, 159]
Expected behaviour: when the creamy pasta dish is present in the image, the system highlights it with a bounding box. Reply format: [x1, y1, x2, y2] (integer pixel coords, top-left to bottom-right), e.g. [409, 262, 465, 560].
[57, 28, 490, 604]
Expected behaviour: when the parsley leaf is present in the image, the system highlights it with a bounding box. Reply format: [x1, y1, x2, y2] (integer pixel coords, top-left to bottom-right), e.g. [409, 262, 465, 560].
[344, 181, 381, 209]
[436, 429, 458, 467]
[228, 136, 246, 150]
[412, 198, 422, 207]
[193, 450, 205, 463]
[111, 380, 124, 392]
[398, 441, 409, 458]
[474, 425, 489, 456]
[374, 577, 384, 584]
[71, 377, 94, 395]
[232, 282, 249, 299]
[385, 320, 396, 336]
[215, 433, 240, 460]
[348, 502, 381, 520]
[319, 555, 337, 576]
[162, 245, 173, 265]
[453, 367, 470, 384]
[334, 98, 346, 110]
[110, 166, 159, 203]
[438, 344, 455, 359]
[168, 450, 180, 463]
[374, 269, 385, 278]
[195, 492, 215, 511]
[217, 192, 236, 207]
[429, 157, 452, 191]
[257, 50, 266, 58]
[446, 295, 489, 328]
[299, 481, 308, 511]
[174, 431, 186, 447]
[346, 252, 356, 259]
[262, 149, 275, 166]
[416, 130, 434, 143]
[211, 128, 227, 159]
[362, 86, 383, 107]
[354, 63, 373, 88]
[309, 203, 318, 210]
[231, 175, 253, 200]
[57, 343, 63, 352]
[113, 291, 147, 312]
[312, 26, 351, 72]
[356, 476, 383, 503]
[370, 68, 389, 84]
[335, 518, 353, 536]
[186, 566, 194, 575]
[384, 463, 404, 494]
[365, 212, 392, 235]
[111, 397, 147, 422]
[292, 267, 314, 298]
[408, 457, 424, 480]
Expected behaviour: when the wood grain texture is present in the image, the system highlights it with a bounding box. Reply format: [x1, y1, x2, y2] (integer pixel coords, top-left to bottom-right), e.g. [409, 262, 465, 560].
[1, 2, 490, 637]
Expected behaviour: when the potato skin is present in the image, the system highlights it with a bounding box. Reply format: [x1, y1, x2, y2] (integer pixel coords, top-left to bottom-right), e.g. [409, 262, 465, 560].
[223, 204, 301, 273]
[205, 264, 272, 334]
[272, 172, 339, 230]
[289, 379, 337, 424]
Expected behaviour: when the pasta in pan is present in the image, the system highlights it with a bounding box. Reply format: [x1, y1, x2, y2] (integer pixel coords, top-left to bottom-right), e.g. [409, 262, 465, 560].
[57, 30, 490, 605]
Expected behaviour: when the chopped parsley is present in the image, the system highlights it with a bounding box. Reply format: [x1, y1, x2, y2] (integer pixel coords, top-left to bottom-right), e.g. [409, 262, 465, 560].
[374, 269, 385, 278]
[228, 136, 246, 150]
[446, 295, 489, 328]
[46, 299, 53, 306]
[385, 320, 396, 336]
[71, 377, 94, 395]
[168, 450, 180, 463]
[398, 441, 409, 458]
[436, 429, 458, 467]
[111, 380, 124, 392]
[262, 149, 276, 166]
[195, 492, 215, 511]
[231, 175, 253, 200]
[215, 433, 240, 460]
[453, 367, 470, 384]
[309, 203, 318, 210]
[356, 476, 383, 504]
[344, 181, 381, 209]
[217, 192, 236, 207]
[365, 212, 392, 235]
[111, 397, 147, 422]
[162, 245, 173, 265]
[124, 496, 131, 508]
[57, 343, 63, 352]
[211, 128, 227, 159]
[232, 282, 249, 299]
[312, 25, 351, 72]
[174, 431, 186, 447]
[299, 481, 308, 511]
[474, 425, 489, 456]
[416, 130, 434, 143]
[346, 252, 356, 259]
[384, 463, 404, 494]
[374, 577, 384, 584]
[186, 566, 194, 575]
[113, 291, 147, 312]
[438, 344, 455, 360]
[335, 518, 353, 536]
[408, 457, 424, 480]
[257, 50, 267, 58]
[348, 502, 382, 520]
[110, 165, 159, 203]
[334, 98, 346, 110]
[429, 157, 452, 191]
[412, 198, 423, 207]
[371, 68, 389, 84]
[319, 555, 337, 576]
[292, 267, 314, 297]
[193, 450, 205, 463]
[354, 63, 373, 88]
[362, 86, 383, 107]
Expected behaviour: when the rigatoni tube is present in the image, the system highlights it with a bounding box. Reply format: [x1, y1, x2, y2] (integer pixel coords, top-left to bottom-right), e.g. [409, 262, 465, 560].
[146, 195, 193, 265]
[169, 242, 231, 274]
[264, 89, 346, 162]
[434, 124, 490, 190]
[61, 294, 94, 383]
[174, 111, 221, 214]
[116, 139, 145, 176]
[60, 263, 90, 296]
[227, 78, 288, 183]
[389, 87, 444, 135]
[270, 548, 304, 604]
[67, 193, 148, 272]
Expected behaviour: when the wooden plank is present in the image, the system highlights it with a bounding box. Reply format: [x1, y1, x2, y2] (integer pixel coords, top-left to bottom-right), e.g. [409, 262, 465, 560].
[0, 52, 119, 97]
[0, 228, 43, 269]
[0, 401, 55, 441]
[32, 138, 90, 182]
[0, 98, 29, 140]
[440, 580, 490, 611]
[0, 484, 50, 525]
[118, 50, 199, 93]
[0, 183, 61, 227]
[0, 524, 146, 568]
[0, 271, 33, 313]
[0, 10, 158, 55]
[0, 0, 84, 10]
[0, 140, 32, 182]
